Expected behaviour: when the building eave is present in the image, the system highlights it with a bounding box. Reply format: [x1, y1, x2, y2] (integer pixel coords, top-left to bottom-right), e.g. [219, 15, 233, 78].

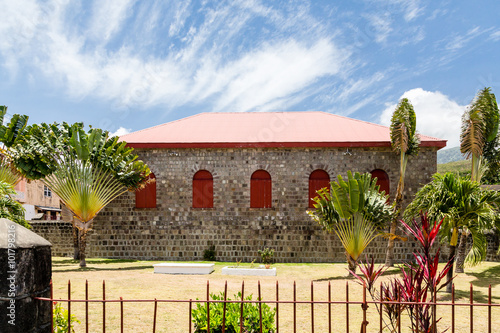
[126, 140, 447, 149]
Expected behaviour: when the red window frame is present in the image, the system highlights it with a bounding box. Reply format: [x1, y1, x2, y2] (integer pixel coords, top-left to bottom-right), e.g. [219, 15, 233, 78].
[135, 173, 156, 208]
[193, 170, 214, 208]
[250, 170, 272, 208]
[308, 169, 330, 208]
[370, 169, 390, 196]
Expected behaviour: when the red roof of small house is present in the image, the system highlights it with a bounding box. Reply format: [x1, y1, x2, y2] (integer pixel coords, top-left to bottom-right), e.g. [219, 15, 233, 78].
[121, 111, 446, 149]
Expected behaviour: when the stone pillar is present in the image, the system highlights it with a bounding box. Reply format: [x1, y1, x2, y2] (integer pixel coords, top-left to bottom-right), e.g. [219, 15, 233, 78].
[0, 218, 52, 333]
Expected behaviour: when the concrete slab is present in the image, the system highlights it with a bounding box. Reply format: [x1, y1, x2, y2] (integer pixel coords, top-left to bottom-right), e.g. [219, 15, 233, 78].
[222, 266, 276, 276]
[153, 263, 214, 275]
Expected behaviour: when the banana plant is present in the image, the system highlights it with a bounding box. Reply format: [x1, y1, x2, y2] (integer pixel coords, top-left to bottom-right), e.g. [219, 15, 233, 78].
[309, 171, 393, 271]
[0, 106, 29, 186]
[11, 122, 151, 267]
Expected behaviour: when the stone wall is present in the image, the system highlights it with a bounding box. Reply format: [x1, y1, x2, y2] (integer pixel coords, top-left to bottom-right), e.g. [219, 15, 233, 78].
[29, 221, 73, 257]
[68, 146, 434, 263]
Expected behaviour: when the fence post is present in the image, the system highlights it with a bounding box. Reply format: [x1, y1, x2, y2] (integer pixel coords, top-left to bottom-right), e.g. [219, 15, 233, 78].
[0, 218, 52, 332]
[361, 282, 368, 333]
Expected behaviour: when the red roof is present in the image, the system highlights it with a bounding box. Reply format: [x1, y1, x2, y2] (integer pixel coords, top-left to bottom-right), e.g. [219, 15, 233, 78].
[121, 112, 446, 149]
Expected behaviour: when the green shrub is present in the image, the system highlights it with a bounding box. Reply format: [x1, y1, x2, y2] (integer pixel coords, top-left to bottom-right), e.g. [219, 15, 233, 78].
[53, 302, 80, 333]
[203, 245, 216, 261]
[258, 248, 274, 265]
[192, 292, 276, 333]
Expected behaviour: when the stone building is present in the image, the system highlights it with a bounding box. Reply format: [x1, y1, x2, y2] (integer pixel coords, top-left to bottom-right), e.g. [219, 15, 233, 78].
[84, 112, 445, 263]
[33, 112, 447, 263]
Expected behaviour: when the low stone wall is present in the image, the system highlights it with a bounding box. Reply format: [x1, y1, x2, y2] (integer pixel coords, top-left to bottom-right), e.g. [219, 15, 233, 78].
[30, 219, 500, 264]
[29, 221, 73, 257]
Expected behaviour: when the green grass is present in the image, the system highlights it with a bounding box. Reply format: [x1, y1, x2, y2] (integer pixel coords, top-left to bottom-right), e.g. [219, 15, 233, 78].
[437, 159, 471, 175]
[51, 257, 500, 332]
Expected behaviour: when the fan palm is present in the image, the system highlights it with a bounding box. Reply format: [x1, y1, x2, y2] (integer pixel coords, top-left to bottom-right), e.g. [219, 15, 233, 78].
[12, 122, 151, 267]
[309, 171, 393, 271]
[385, 98, 420, 266]
[404, 172, 500, 292]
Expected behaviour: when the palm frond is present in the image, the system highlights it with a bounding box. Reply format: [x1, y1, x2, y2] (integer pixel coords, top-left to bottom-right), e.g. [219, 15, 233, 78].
[44, 160, 128, 226]
[390, 98, 419, 156]
[334, 214, 379, 262]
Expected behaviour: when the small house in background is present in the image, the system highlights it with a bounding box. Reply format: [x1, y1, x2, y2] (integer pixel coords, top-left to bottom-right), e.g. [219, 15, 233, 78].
[15, 179, 62, 221]
[37, 111, 447, 263]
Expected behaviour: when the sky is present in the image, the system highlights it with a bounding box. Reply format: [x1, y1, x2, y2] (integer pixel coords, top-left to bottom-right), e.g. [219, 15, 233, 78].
[0, 0, 499, 149]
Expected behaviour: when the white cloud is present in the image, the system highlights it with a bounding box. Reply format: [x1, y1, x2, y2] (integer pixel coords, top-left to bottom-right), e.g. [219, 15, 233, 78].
[110, 127, 131, 137]
[380, 88, 466, 148]
[0, 0, 350, 114]
[490, 30, 500, 41]
[87, 1, 136, 44]
[365, 13, 392, 43]
[446, 26, 482, 51]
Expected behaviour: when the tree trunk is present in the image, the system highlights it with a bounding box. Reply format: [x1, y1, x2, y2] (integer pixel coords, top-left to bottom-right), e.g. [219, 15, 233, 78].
[79, 229, 88, 268]
[346, 252, 357, 273]
[72, 225, 80, 260]
[455, 231, 468, 273]
[446, 245, 456, 293]
[385, 191, 403, 267]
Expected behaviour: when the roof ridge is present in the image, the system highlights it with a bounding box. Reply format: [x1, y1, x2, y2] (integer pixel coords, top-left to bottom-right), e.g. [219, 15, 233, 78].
[120, 112, 209, 139]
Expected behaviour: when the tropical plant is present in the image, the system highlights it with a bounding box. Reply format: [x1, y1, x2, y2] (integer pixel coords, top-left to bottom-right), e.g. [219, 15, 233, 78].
[53, 302, 80, 333]
[352, 213, 453, 332]
[0, 181, 29, 228]
[385, 98, 420, 266]
[308, 171, 393, 271]
[11, 122, 151, 267]
[460, 87, 499, 183]
[404, 172, 500, 289]
[191, 292, 276, 333]
[0, 106, 29, 186]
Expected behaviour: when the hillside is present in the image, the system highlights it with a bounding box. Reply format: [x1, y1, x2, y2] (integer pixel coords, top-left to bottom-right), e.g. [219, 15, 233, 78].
[437, 146, 465, 164]
[437, 159, 470, 176]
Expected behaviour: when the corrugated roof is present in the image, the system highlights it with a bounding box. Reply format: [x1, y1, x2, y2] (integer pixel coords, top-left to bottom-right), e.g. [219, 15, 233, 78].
[121, 111, 446, 149]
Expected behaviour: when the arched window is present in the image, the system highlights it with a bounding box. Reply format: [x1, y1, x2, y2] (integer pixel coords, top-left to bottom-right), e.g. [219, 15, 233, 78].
[193, 170, 214, 208]
[135, 173, 156, 208]
[250, 170, 272, 208]
[309, 170, 330, 208]
[370, 169, 390, 195]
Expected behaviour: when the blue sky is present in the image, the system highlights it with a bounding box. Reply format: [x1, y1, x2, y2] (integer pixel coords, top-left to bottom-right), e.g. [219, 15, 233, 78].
[0, 0, 499, 148]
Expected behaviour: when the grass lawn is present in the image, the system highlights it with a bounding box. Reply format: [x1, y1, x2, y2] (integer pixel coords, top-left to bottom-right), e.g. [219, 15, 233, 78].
[51, 257, 500, 332]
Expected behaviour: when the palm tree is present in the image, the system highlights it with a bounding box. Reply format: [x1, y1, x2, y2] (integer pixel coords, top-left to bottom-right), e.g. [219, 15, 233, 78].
[404, 172, 500, 292]
[458, 87, 500, 272]
[12, 122, 151, 267]
[308, 171, 394, 271]
[460, 87, 499, 183]
[385, 98, 420, 266]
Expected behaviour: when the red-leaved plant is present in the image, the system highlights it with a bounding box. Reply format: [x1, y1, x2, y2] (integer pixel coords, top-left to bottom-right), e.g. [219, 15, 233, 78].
[350, 212, 454, 333]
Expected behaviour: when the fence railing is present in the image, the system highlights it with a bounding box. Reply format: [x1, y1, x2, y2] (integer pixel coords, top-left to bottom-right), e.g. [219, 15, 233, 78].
[36, 280, 499, 333]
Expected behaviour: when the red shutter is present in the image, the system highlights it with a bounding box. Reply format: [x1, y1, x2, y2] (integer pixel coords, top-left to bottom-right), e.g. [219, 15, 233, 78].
[193, 170, 213, 208]
[135, 173, 156, 208]
[309, 170, 330, 208]
[370, 169, 390, 195]
[251, 170, 272, 208]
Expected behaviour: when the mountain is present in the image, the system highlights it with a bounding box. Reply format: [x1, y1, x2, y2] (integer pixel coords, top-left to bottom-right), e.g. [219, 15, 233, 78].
[437, 146, 465, 164]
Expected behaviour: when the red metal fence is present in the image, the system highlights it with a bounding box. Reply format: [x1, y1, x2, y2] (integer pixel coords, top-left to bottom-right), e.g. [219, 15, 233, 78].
[36, 280, 499, 333]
